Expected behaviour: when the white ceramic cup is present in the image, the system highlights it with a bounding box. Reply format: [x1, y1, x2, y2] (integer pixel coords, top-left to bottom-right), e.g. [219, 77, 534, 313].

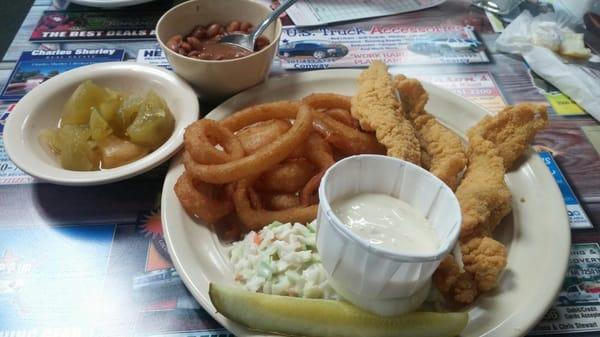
[156, 0, 282, 102]
[316, 155, 461, 315]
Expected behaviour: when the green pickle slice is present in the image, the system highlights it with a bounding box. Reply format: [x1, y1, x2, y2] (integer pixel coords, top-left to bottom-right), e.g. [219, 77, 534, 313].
[209, 283, 468, 337]
[57, 125, 99, 171]
[126, 90, 175, 149]
[117, 95, 143, 131]
[44, 81, 174, 170]
[89, 108, 113, 141]
[61, 80, 112, 125]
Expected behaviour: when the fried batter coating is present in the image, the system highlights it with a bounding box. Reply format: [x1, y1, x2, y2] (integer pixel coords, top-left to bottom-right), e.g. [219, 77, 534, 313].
[414, 115, 467, 190]
[455, 135, 512, 241]
[468, 103, 548, 169]
[461, 237, 508, 292]
[393, 74, 428, 120]
[351, 61, 420, 164]
[394, 75, 466, 190]
[433, 255, 479, 305]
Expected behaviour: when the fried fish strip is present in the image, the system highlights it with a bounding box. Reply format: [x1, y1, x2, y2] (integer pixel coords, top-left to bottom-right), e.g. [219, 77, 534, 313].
[456, 135, 512, 241]
[433, 255, 478, 305]
[351, 61, 420, 164]
[393, 74, 428, 120]
[433, 135, 510, 304]
[461, 236, 507, 292]
[413, 115, 467, 190]
[435, 103, 548, 304]
[468, 103, 548, 169]
[394, 75, 466, 190]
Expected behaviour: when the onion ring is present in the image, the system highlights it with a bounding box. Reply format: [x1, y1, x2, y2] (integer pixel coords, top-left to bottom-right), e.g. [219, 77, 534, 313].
[303, 93, 384, 155]
[302, 93, 351, 111]
[174, 172, 233, 223]
[324, 108, 359, 128]
[304, 133, 335, 170]
[300, 171, 324, 206]
[312, 110, 386, 155]
[233, 176, 318, 230]
[297, 134, 334, 206]
[257, 158, 316, 193]
[184, 119, 244, 164]
[220, 100, 301, 132]
[263, 193, 301, 210]
[184, 103, 313, 184]
[235, 119, 291, 155]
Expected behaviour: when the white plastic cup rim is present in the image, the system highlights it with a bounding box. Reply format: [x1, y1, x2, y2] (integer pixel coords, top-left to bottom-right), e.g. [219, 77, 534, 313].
[317, 154, 461, 262]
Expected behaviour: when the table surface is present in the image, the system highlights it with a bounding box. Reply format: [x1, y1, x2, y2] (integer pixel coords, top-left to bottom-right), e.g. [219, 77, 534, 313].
[0, 1, 599, 337]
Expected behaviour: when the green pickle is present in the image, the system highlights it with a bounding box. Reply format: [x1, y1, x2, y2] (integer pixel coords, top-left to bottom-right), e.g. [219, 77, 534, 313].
[89, 108, 113, 141]
[57, 125, 99, 171]
[117, 95, 143, 132]
[126, 90, 175, 149]
[39, 128, 61, 154]
[209, 283, 468, 337]
[42, 81, 175, 171]
[98, 88, 124, 131]
[61, 80, 112, 125]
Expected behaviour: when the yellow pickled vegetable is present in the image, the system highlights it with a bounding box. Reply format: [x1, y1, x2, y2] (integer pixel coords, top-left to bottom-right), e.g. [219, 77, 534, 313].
[98, 88, 123, 130]
[98, 135, 149, 169]
[126, 90, 175, 149]
[61, 80, 113, 125]
[42, 82, 174, 171]
[89, 108, 113, 141]
[116, 95, 143, 132]
[57, 125, 99, 171]
[39, 128, 61, 154]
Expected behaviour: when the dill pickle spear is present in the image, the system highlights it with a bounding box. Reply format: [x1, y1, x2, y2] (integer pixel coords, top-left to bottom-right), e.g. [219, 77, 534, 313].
[209, 283, 468, 337]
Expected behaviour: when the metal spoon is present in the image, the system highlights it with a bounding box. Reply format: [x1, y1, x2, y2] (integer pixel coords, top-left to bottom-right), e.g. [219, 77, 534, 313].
[218, 0, 299, 52]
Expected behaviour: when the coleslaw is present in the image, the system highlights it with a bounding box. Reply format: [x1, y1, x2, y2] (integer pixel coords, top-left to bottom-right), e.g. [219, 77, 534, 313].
[230, 221, 337, 299]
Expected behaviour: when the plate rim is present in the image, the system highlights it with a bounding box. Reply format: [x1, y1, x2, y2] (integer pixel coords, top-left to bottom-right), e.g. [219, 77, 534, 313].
[161, 69, 571, 337]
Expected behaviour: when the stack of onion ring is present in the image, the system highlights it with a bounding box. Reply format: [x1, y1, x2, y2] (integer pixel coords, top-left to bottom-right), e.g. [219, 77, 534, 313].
[174, 94, 383, 233]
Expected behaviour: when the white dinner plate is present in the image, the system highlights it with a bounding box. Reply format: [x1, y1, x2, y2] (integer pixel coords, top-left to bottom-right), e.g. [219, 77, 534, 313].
[161, 69, 570, 337]
[70, 0, 154, 8]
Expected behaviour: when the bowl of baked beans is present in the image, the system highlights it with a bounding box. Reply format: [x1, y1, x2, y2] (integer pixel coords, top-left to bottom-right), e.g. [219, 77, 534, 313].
[156, 0, 282, 101]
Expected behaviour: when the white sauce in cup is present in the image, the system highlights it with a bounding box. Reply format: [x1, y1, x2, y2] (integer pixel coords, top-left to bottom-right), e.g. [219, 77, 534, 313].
[331, 193, 439, 254]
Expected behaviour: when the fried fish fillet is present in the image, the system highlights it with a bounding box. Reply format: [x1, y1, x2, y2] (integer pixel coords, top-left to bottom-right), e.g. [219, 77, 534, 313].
[433, 255, 479, 305]
[461, 236, 507, 292]
[394, 75, 466, 190]
[351, 61, 420, 164]
[434, 103, 547, 305]
[393, 74, 428, 120]
[455, 135, 512, 241]
[468, 103, 548, 169]
[433, 237, 507, 304]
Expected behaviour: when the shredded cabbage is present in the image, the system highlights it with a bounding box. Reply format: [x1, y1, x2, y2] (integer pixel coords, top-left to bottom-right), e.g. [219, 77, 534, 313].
[230, 221, 337, 299]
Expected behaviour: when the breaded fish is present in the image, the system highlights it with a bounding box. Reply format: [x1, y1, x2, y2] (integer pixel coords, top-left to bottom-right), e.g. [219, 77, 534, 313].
[393, 74, 428, 120]
[394, 75, 466, 190]
[461, 236, 507, 292]
[468, 103, 548, 169]
[351, 61, 420, 164]
[455, 135, 512, 241]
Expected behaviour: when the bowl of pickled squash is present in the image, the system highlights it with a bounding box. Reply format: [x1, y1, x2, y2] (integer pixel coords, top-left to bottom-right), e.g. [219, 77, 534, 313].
[2, 62, 199, 185]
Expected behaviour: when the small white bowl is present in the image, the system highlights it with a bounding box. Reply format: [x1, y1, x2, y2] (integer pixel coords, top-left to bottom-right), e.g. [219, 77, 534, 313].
[156, 0, 282, 102]
[316, 154, 461, 315]
[2, 62, 199, 186]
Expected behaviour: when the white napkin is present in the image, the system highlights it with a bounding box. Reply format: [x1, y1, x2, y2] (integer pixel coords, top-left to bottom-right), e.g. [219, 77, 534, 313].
[496, 10, 600, 121]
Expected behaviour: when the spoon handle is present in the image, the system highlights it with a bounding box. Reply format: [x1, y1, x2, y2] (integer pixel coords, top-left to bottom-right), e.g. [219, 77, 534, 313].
[252, 0, 299, 42]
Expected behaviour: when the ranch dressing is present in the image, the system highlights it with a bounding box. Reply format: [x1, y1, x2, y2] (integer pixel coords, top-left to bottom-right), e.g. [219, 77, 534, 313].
[331, 193, 439, 254]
